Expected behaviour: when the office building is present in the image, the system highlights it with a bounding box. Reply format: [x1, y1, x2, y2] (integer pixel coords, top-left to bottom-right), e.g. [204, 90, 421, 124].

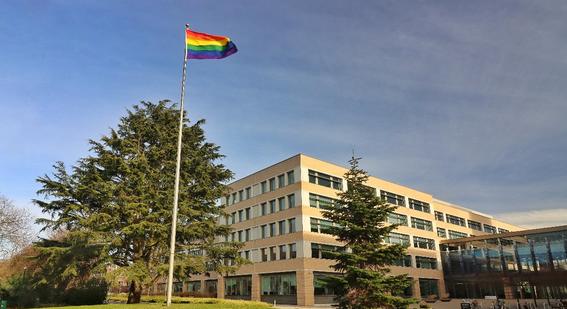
[167, 154, 522, 306]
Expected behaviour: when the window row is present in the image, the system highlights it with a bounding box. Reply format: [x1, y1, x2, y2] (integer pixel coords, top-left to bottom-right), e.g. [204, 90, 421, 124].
[226, 193, 297, 225]
[311, 243, 344, 259]
[225, 170, 295, 206]
[387, 213, 433, 232]
[260, 243, 297, 262]
[309, 170, 343, 190]
[310, 217, 338, 234]
[227, 218, 297, 242]
[434, 211, 510, 234]
[261, 218, 297, 239]
[350, 253, 438, 269]
[384, 232, 436, 250]
[309, 193, 339, 210]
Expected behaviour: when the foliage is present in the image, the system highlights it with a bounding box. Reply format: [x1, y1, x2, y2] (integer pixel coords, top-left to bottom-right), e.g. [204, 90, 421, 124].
[0, 194, 33, 259]
[62, 278, 109, 305]
[0, 272, 39, 308]
[322, 157, 415, 309]
[33, 101, 243, 303]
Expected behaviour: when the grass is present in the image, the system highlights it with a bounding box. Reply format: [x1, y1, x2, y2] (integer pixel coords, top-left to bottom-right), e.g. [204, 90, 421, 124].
[41, 295, 272, 309]
[42, 304, 271, 309]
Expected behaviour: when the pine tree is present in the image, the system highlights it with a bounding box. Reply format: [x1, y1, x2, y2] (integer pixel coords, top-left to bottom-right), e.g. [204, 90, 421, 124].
[33, 101, 245, 303]
[323, 157, 415, 309]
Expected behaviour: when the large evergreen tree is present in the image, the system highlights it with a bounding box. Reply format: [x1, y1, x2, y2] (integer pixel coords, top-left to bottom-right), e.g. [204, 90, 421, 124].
[33, 101, 244, 303]
[323, 157, 414, 309]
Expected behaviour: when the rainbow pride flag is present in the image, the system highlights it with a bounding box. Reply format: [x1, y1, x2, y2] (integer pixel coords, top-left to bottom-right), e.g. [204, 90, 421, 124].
[186, 28, 237, 60]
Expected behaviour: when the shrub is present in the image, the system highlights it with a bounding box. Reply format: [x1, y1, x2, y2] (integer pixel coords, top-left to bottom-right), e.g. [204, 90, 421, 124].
[62, 278, 109, 305]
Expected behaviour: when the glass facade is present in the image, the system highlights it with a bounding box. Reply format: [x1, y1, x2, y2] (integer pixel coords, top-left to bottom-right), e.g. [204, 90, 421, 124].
[261, 273, 297, 296]
[225, 276, 252, 297]
[442, 227, 567, 299]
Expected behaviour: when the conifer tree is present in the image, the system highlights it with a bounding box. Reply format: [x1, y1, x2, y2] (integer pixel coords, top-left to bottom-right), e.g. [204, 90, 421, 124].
[323, 157, 414, 309]
[33, 101, 244, 303]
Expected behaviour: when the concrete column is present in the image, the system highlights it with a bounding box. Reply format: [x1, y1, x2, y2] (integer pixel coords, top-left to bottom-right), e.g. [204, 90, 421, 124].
[217, 276, 225, 299]
[251, 273, 261, 301]
[296, 270, 314, 306]
[438, 278, 448, 298]
[412, 278, 421, 299]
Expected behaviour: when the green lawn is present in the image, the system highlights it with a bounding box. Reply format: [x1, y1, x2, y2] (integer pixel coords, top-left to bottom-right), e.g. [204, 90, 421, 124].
[41, 297, 272, 309]
[42, 302, 271, 309]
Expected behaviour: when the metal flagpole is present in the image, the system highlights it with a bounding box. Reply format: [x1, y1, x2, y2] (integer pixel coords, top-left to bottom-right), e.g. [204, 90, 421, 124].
[166, 24, 189, 307]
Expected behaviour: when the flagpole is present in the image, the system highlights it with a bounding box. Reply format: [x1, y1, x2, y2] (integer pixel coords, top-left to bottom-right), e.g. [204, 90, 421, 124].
[166, 24, 189, 307]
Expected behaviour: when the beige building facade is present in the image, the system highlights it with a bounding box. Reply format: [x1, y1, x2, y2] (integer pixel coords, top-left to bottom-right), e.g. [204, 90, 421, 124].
[173, 154, 522, 306]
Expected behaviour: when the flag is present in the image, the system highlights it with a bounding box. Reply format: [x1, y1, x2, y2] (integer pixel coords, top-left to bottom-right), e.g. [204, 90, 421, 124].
[186, 28, 237, 60]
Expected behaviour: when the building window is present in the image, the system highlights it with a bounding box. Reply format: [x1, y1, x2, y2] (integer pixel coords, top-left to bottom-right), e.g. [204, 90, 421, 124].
[225, 276, 252, 296]
[231, 232, 236, 242]
[484, 224, 497, 234]
[287, 170, 295, 185]
[409, 199, 430, 213]
[261, 181, 267, 194]
[261, 225, 267, 239]
[309, 193, 337, 209]
[278, 197, 286, 211]
[437, 227, 447, 238]
[387, 212, 408, 226]
[261, 248, 267, 262]
[232, 193, 237, 204]
[498, 228, 509, 233]
[288, 218, 296, 233]
[238, 230, 243, 242]
[413, 236, 435, 250]
[411, 217, 433, 231]
[279, 245, 287, 260]
[311, 243, 343, 259]
[311, 217, 334, 234]
[261, 273, 297, 296]
[187, 280, 201, 292]
[393, 255, 412, 267]
[238, 210, 243, 222]
[269, 178, 276, 191]
[468, 220, 482, 231]
[419, 279, 438, 298]
[261, 203, 267, 216]
[245, 229, 250, 241]
[245, 250, 250, 260]
[448, 230, 467, 239]
[269, 246, 277, 261]
[245, 187, 251, 200]
[446, 214, 466, 226]
[287, 194, 295, 208]
[278, 174, 285, 188]
[238, 190, 243, 202]
[289, 243, 297, 259]
[269, 223, 276, 237]
[308, 170, 342, 190]
[245, 207, 251, 220]
[278, 220, 286, 235]
[415, 256, 437, 269]
[434, 211, 444, 221]
[380, 190, 406, 206]
[231, 212, 236, 224]
[385, 232, 411, 246]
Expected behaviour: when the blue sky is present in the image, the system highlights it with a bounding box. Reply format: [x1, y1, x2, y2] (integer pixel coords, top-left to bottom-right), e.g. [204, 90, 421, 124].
[1, 0, 566, 230]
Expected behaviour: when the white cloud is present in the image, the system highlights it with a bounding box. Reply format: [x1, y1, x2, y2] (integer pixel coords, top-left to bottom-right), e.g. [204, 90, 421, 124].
[494, 208, 567, 229]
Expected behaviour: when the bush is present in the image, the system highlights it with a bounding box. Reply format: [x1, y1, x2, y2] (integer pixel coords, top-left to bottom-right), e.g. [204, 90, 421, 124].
[62, 278, 108, 305]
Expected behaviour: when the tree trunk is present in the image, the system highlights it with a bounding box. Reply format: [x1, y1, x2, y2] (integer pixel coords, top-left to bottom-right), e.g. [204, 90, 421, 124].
[127, 280, 143, 304]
